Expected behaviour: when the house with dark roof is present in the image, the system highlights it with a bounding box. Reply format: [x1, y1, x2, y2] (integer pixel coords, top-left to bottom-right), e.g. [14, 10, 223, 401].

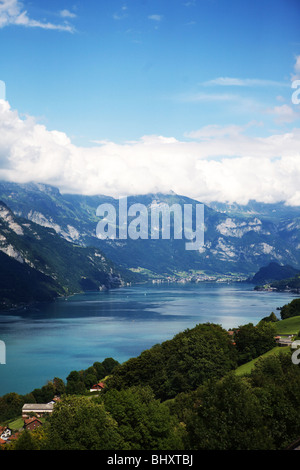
[24, 417, 42, 431]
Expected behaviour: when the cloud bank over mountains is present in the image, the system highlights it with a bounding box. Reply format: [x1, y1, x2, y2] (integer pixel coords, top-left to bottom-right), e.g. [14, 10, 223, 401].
[0, 99, 300, 205]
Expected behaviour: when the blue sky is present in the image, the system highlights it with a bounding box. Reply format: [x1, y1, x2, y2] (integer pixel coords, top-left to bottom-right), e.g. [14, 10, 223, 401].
[0, 0, 300, 203]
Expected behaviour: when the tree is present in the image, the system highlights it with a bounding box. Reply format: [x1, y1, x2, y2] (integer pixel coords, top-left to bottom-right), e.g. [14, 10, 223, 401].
[248, 352, 300, 449]
[101, 386, 184, 450]
[172, 351, 300, 450]
[32, 382, 55, 403]
[53, 377, 65, 396]
[106, 323, 238, 400]
[183, 373, 274, 450]
[235, 322, 276, 364]
[9, 430, 39, 451]
[65, 371, 86, 395]
[280, 299, 300, 320]
[41, 396, 125, 450]
[0, 393, 25, 422]
[102, 358, 120, 375]
[258, 311, 278, 324]
[93, 361, 106, 380]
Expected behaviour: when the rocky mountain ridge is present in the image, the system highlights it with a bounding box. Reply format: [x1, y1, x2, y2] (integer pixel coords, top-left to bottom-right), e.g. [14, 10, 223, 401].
[1, 181, 300, 279]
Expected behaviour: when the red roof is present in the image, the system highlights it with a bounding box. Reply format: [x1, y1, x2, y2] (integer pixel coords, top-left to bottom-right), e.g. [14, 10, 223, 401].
[91, 382, 105, 389]
[24, 417, 42, 426]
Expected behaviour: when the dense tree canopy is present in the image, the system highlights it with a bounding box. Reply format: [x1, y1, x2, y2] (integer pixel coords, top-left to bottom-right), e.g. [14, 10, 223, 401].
[106, 323, 238, 400]
[40, 396, 125, 450]
[170, 351, 300, 450]
[234, 322, 277, 364]
[100, 386, 184, 450]
[280, 298, 300, 320]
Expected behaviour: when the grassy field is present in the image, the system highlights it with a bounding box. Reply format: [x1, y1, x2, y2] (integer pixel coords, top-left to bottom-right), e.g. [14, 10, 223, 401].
[235, 346, 291, 376]
[275, 315, 300, 335]
[7, 417, 25, 432]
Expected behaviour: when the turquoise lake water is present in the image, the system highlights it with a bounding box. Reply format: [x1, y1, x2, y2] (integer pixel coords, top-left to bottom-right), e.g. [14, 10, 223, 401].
[0, 282, 298, 396]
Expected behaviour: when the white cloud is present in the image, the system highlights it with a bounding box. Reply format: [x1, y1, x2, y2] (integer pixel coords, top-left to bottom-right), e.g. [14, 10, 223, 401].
[202, 77, 289, 87]
[185, 122, 262, 140]
[0, 0, 74, 32]
[1, 100, 300, 205]
[59, 9, 76, 19]
[148, 14, 163, 22]
[177, 92, 237, 102]
[265, 104, 300, 124]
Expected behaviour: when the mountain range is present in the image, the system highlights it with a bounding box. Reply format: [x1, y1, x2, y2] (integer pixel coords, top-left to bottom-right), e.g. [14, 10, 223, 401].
[1, 181, 300, 307]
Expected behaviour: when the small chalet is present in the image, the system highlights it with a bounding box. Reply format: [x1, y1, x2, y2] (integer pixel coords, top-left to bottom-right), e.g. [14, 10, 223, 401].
[24, 417, 42, 431]
[90, 382, 105, 392]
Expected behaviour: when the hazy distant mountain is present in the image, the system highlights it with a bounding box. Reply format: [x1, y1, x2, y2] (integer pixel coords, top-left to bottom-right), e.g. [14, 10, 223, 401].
[1, 181, 300, 279]
[206, 200, 300, 221]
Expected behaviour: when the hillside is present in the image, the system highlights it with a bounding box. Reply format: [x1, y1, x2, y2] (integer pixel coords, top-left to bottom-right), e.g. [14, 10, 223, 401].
[266, 275, 300, 294]
[0, 201, 136, 309]
[0, 250, 62, 309]
[235, 346, 291, 377]
[250, 262, 300, 285]
[275, 315, 300, 335]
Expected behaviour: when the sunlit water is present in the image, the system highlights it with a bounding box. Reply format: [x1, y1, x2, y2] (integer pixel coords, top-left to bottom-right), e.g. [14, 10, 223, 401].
[0, 282, 298, 396]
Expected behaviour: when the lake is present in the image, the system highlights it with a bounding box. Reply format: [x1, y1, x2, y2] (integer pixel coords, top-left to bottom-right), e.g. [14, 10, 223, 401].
[0, 282, 298, 396]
